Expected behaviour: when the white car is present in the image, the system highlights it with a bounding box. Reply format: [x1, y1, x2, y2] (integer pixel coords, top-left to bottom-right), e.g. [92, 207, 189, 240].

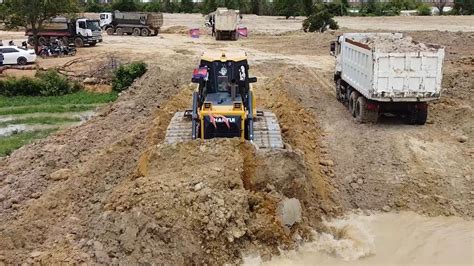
[0, 46, 37, 65]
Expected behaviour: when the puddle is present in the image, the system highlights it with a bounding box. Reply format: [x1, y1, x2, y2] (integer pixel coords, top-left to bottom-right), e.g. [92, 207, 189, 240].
[0, 111, 96, 137]
[244, 211, 474, 266]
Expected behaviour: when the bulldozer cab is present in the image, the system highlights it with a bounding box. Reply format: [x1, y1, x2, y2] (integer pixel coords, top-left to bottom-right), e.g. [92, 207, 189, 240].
[193, 52, 254, 107]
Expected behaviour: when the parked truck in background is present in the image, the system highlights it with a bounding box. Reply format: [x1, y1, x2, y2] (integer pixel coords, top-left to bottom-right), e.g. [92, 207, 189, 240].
[330, 33, 445, 125]
[214, 8, 240, 41]
[99, 11, 163, 36]
[27, 17, 102, 47]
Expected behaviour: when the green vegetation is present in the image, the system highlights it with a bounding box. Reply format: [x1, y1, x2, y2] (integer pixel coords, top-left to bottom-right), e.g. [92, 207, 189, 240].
[303, 4, 339, 33]
[78, 0, 472, 16]
[0, 129, 57, 157]
[0, 116, 80, 127]
[453, 0, 474, 15]
[0, 70, 82, 97]
[112, 62, 148, 92]
[0, 104, 97, 116]
[417, 3, 432, 15]
[0, 0, 79, 53]
[0, 91, 118, 108]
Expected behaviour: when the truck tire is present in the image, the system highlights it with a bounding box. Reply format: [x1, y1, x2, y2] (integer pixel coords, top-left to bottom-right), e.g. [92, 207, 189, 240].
[406, 104, 428, 125]
[132, 28, 141, 36]
[415, 107, 428, 125]
[106, 27, 115, 35]
[348, 91, 359, 117]
[116, 28, 124, 36]
[74, 37, 84, 47]
[141, 28, 150, 36]
[355, 96, 378, 123]
[335, 79, 342, 102]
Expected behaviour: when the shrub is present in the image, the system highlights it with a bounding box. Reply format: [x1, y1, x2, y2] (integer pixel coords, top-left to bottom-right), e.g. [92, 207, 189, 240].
[36, 70, 80, 96]
[112, 62, 147, 92]
[142, 2, 162, 12]
[0, 70, 81, 97]
[417, 3, 431, 15]
[303, 5, 339, 33]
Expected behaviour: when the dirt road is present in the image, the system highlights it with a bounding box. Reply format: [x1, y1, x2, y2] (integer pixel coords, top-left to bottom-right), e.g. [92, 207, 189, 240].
[0, 15, 473, 264]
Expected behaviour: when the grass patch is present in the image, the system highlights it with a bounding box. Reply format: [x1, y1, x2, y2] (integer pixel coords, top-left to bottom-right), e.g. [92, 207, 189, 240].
[0, 116, 81, 127]
[0, 129, 57, 157]
[0, 91, 118, 108]
[0, 105, 98, 115]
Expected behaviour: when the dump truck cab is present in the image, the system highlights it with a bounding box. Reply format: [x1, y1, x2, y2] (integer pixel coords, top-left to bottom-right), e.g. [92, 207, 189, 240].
[191, 51, 257, 140]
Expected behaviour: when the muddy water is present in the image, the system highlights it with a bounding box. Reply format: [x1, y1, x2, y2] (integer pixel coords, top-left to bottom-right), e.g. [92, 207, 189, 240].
[245, 212, 473, 266]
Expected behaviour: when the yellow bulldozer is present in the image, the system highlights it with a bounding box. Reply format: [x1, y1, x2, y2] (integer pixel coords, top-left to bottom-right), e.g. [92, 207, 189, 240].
[165, 51, 283, 149]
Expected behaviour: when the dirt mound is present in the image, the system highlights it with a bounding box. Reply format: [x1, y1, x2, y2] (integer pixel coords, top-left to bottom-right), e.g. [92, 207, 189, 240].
[161, 25, 190, 34]
[75, 139, 319, 264]
[360, 33, 440, 53]
[0, 60, 336, 264]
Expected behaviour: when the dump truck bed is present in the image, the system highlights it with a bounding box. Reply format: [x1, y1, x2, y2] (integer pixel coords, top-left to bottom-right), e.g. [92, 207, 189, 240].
[339, 33, 445, 102]
[215, 8, 239, 31]
[114, 12, 163, 28]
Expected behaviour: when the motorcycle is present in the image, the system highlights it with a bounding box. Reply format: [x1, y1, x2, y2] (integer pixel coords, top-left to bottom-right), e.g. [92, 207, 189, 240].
[39, 44, 76, 58]
[61, 46, 76, 56]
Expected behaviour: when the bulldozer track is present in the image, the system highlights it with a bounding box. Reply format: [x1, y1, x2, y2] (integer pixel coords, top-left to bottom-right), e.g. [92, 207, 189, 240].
[165, 111, 284, 149]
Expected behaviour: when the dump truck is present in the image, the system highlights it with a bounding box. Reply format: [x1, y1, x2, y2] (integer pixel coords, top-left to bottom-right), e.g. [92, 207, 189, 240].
[26, 17, 102, 47]
[330, 33, 445, 125]
[214, 8, 240, 41]
[165, 51, 283, 149]
[99, 11, 163, 36]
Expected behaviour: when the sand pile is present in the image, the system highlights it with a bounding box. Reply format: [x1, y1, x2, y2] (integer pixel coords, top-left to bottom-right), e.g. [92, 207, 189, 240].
[360, 34, 439, 53]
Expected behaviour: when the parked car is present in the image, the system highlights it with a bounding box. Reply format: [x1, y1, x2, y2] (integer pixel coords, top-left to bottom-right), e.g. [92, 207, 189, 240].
[0, 46, 37, 65]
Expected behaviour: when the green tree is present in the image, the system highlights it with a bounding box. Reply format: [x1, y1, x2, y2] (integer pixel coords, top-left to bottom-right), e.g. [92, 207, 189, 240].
[251, 0, 261, 14]
[326, 0, 349, 16]
[275, 0, 300, 18]
[453, 0, 474, 15]
[142, 1, 161, 12]
[111, 0, 138, 12]
[181, 0, 195, 13]
[204, 0, 218, 13]
[301, 0, 314, 16]
[417, 3, 432, 15]
[0, 0, 78, 54]
[303, 4, 339, 32]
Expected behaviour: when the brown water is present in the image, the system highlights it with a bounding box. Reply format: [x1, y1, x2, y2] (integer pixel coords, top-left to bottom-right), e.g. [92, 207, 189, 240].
[244, 211, 473, 266]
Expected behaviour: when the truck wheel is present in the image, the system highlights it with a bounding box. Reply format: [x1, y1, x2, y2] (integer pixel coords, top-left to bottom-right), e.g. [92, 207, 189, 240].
[335, 79, 342, 102]
[406, 104, 428, 125]
[415, 107, 428, 125]
[141, 28, 150, 36]
[116, 28, 124, 36]
[348, 91, 359, 117]
[355, 96, 378, 123]
[74, 37, 84, 47]
[38, 37, 47, 46]
[132, 28, 141, 36]
[106, 27, 115, 35]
